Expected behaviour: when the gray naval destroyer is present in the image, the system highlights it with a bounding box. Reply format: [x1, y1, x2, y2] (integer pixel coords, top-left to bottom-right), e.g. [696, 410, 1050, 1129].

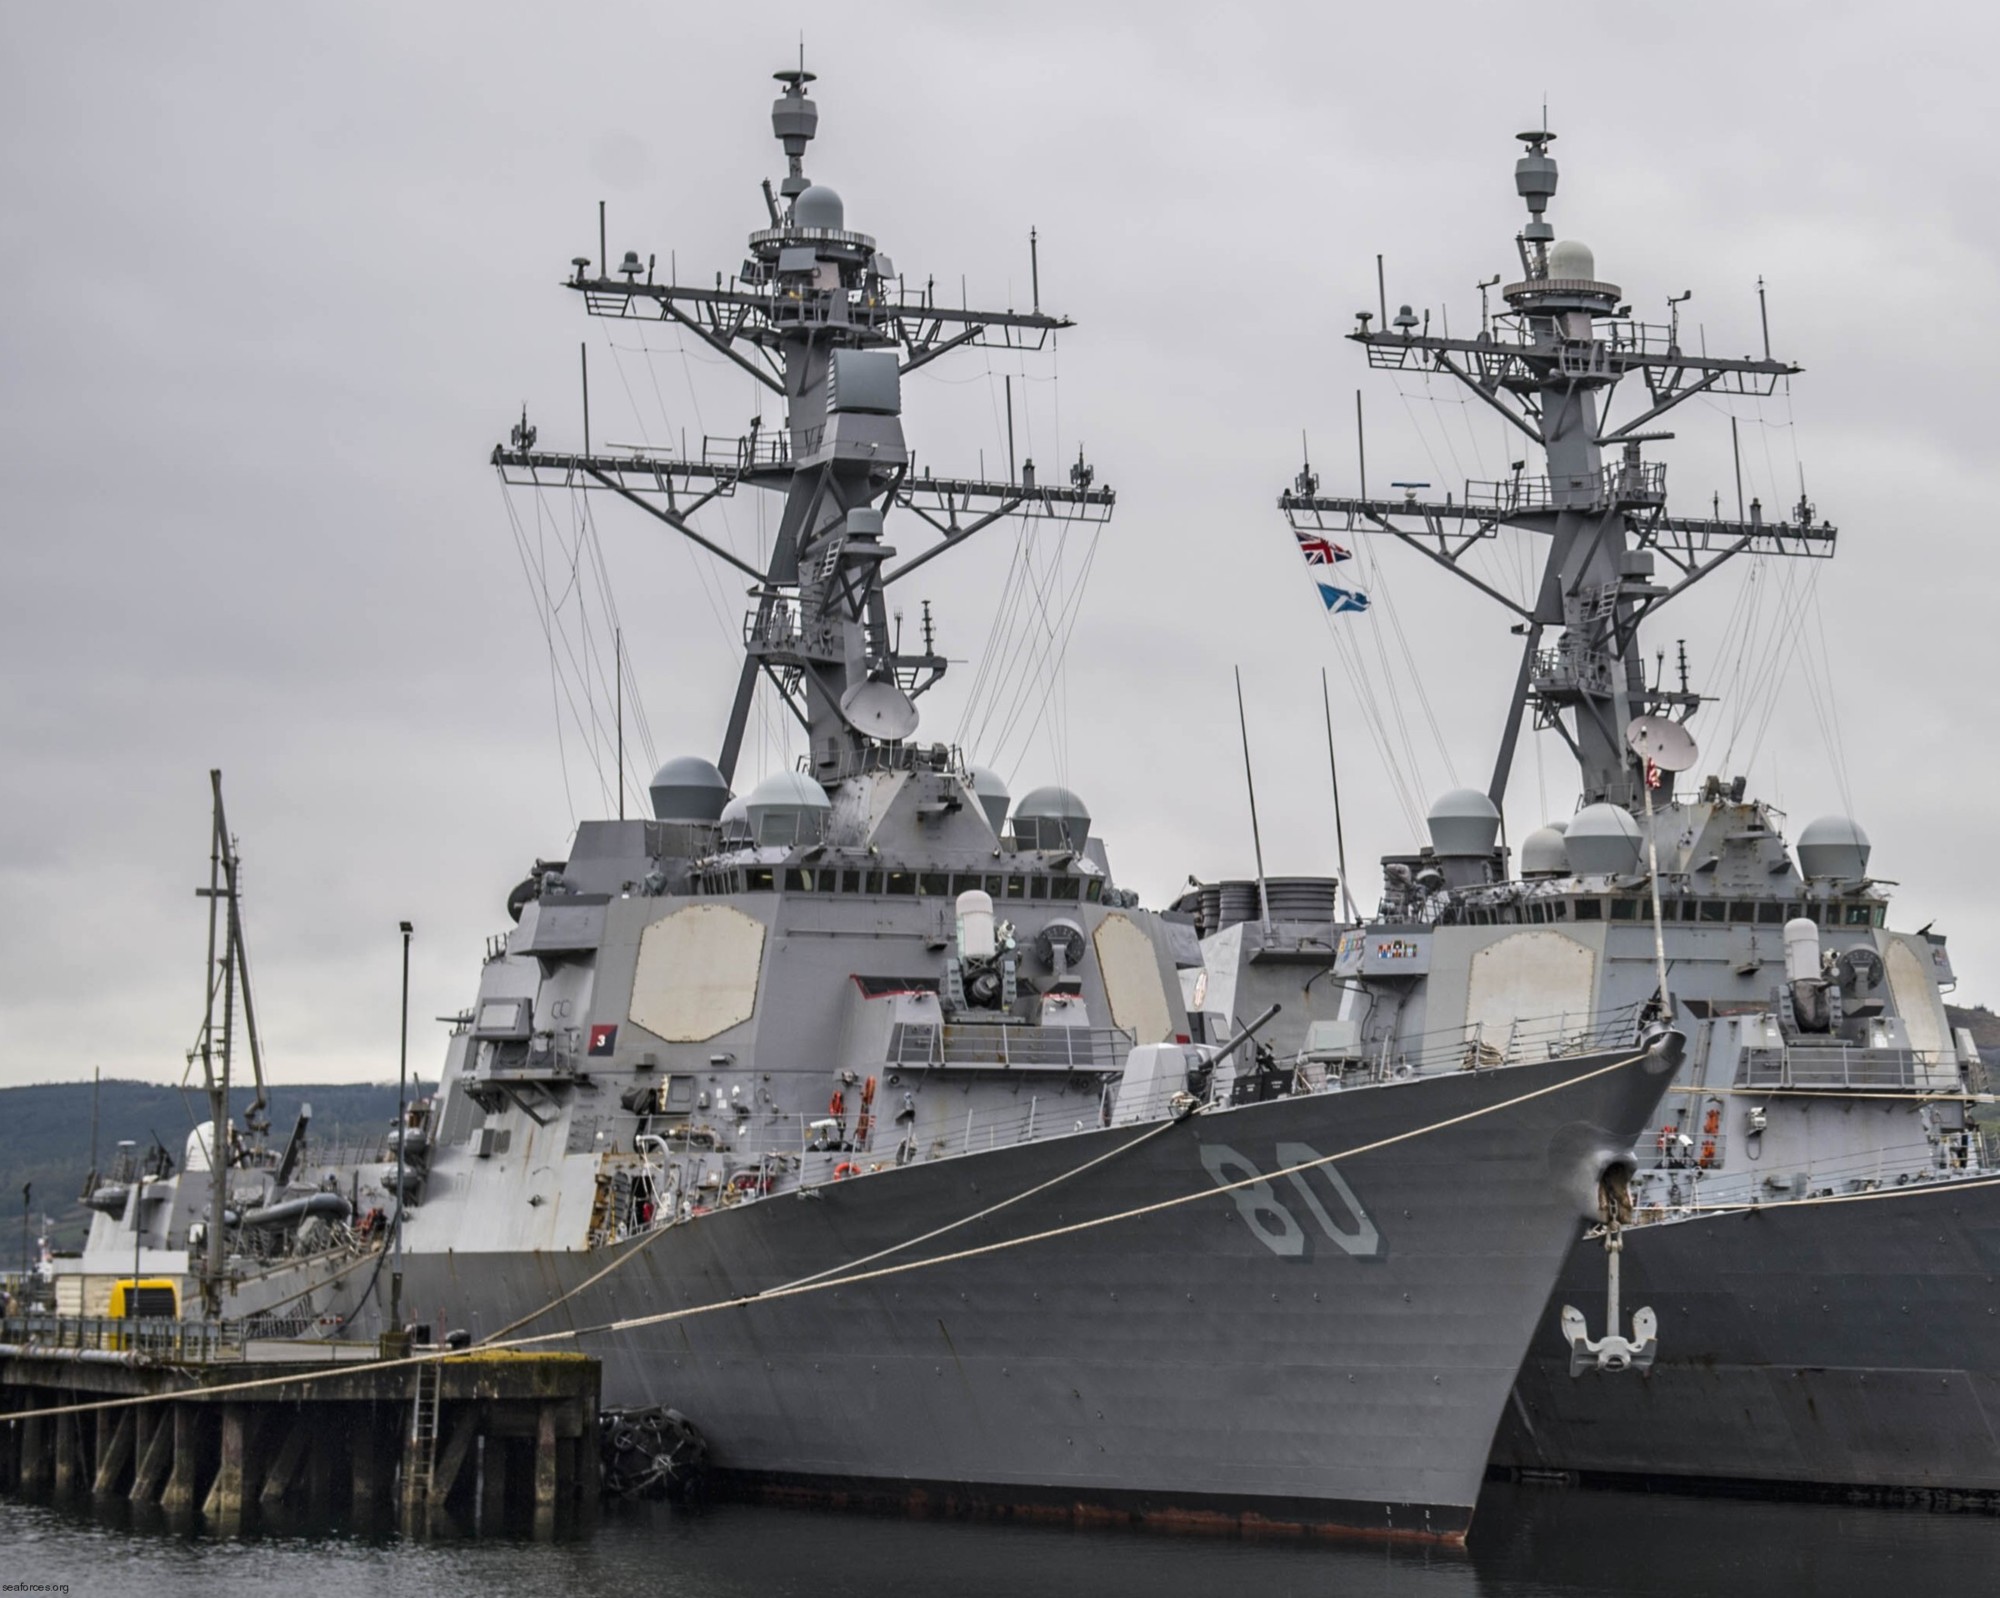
[46, 71, 1680, 1542]
[1253, 126, 2000, 1502]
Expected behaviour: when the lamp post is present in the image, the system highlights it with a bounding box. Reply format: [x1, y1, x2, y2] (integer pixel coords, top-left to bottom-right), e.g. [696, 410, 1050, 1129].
[116, 1140, 139, 1325]
[391, 920, 413, 1334]
[18, 1180, 29, 1316]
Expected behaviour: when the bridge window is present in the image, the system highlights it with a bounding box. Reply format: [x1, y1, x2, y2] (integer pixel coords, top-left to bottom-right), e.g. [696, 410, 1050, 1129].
[1574, 898, 1603, 921]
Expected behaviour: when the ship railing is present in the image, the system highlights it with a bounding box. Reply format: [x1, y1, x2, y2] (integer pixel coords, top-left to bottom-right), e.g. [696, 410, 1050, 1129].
[700, 430, 789, 471]
[1531, 642, 1617, 698]
[808, 742, 967, 782]
[0, 1313, 249, 1363]
[310, 1140, 392, 1172]
[1739, 1045, 1933, 1091]
[888, 1024, 1135, 1073]
[743, 598, 842, 660]
[1333, 1002, 1651, 1083]
[1635, 1129, 1982, 1215]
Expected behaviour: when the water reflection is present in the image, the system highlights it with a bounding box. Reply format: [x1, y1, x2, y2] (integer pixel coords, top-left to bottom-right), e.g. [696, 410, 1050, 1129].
[8, 1480, 2000, 1597]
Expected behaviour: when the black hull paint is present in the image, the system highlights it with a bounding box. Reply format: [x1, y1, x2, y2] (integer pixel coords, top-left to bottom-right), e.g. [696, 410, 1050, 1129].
[1494, 1175, 2000, 1497]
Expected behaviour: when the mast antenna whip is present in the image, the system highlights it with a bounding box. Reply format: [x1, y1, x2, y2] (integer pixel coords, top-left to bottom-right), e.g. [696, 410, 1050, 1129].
[1234, 666, 1272, 936]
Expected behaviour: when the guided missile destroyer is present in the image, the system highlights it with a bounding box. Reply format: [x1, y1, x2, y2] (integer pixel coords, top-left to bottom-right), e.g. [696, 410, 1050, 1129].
[50, 71, 1676, 1540]
[1262, 126, 2000, 1501]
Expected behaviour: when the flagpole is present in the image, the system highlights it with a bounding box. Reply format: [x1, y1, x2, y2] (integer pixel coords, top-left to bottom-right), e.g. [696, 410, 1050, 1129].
[1642, 764, 1671, 1017]
[391, 919, 412, 1334]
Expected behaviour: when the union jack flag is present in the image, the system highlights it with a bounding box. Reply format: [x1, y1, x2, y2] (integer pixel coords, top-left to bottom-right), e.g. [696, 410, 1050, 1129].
[1293, 530, 1352, 565]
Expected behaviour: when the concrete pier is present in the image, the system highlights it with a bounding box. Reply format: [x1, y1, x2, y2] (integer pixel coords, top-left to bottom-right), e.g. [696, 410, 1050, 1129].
[1, 1320, 600, 1539]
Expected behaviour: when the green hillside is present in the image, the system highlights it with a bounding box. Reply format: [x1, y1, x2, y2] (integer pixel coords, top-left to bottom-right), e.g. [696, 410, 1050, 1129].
[0, 1078, 414, 1256]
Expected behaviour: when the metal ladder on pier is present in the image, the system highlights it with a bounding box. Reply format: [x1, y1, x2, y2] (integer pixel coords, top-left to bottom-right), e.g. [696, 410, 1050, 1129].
[404, 1358, 442, 1525]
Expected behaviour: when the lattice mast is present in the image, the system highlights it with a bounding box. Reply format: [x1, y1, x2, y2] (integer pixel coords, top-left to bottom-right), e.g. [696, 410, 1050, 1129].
[1284, 130, 1836, 812]
[494, 69, 1112, 785]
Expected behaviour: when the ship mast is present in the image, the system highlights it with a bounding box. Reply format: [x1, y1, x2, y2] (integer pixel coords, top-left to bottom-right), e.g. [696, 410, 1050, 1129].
[494, 69, 1114, 786]
[1284, 130, 1836, 812]
[190, 768, 269, 1318]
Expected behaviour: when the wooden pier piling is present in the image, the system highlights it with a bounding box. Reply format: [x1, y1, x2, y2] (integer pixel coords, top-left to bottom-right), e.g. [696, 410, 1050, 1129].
[2, 1320, 600, 1539]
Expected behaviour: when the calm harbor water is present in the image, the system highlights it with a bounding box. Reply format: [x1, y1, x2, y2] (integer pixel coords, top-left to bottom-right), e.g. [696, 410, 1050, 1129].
[6, 1482, 1997, 1597]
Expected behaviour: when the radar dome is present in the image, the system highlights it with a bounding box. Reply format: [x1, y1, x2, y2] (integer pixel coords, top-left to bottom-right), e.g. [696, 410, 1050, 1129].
[648, 755, 730, 824]
[1012, 784, 1091, 852]
[793, 184, 844, 231]
[1548, 239, 1596, 280]
[1520, 825, 1571, 878]
[1566, 803, 1643, 875]
[968, 766, 1011, 837]
[1797, 815, 1871, 881]
[744, 769, 832, 848]
[1427, 788, 1501, 858]
[717, 794, 752, 844]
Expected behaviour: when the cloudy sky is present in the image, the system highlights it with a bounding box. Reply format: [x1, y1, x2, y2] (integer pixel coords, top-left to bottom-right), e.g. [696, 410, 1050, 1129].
[3, 1, 1995, 1091]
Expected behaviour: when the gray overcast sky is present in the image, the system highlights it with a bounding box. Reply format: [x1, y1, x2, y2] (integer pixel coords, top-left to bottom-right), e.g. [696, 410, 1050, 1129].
[3, 1, 1996, 1090]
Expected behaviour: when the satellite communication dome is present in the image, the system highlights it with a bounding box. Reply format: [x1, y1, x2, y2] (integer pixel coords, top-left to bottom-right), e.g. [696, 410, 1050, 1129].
[745, 770, 832, 848]
[1012, 784, 1091, 851]
[1566, 803, 1643, 875]
[1427, 788, 1501, 858]
[1797, 814, 1872, 880]
[793, 184, 844, 231]
[968, 766, 1011, 837]
[1520, 825, 1571, 878]
[717, 794, 752, 844]
[648, 755, 730, 824]
[1548, 239, 1596, 280]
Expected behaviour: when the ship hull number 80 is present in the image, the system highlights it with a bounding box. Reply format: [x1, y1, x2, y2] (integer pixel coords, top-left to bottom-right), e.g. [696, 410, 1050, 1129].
[1198, 1142, 1385, 1260]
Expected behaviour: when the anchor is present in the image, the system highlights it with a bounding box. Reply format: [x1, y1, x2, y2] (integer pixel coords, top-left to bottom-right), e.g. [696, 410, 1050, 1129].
[1561, 1165, 1658, 1375]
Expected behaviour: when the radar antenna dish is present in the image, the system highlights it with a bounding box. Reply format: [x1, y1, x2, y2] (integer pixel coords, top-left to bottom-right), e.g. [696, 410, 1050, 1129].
[839, 679, 920, 742]
[1625, 715, 1698, 773]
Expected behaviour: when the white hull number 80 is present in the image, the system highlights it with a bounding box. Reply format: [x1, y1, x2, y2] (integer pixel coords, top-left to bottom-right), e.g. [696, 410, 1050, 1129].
[1199, 1143, 1385, 1260]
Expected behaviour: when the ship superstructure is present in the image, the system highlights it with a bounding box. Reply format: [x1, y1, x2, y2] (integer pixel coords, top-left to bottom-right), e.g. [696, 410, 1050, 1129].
[1259, 126, 1997, 1499]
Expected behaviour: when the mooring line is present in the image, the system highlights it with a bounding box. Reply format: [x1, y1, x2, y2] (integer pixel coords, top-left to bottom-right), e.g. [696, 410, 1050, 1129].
[6, 1047, 1654, 1422]
[477, 1110, 1183, 1346]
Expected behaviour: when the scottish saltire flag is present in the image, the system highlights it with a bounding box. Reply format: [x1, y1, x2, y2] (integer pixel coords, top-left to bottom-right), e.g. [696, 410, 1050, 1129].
[1293, 529, 1352, 565]
[1317, 581, 1371, 614]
